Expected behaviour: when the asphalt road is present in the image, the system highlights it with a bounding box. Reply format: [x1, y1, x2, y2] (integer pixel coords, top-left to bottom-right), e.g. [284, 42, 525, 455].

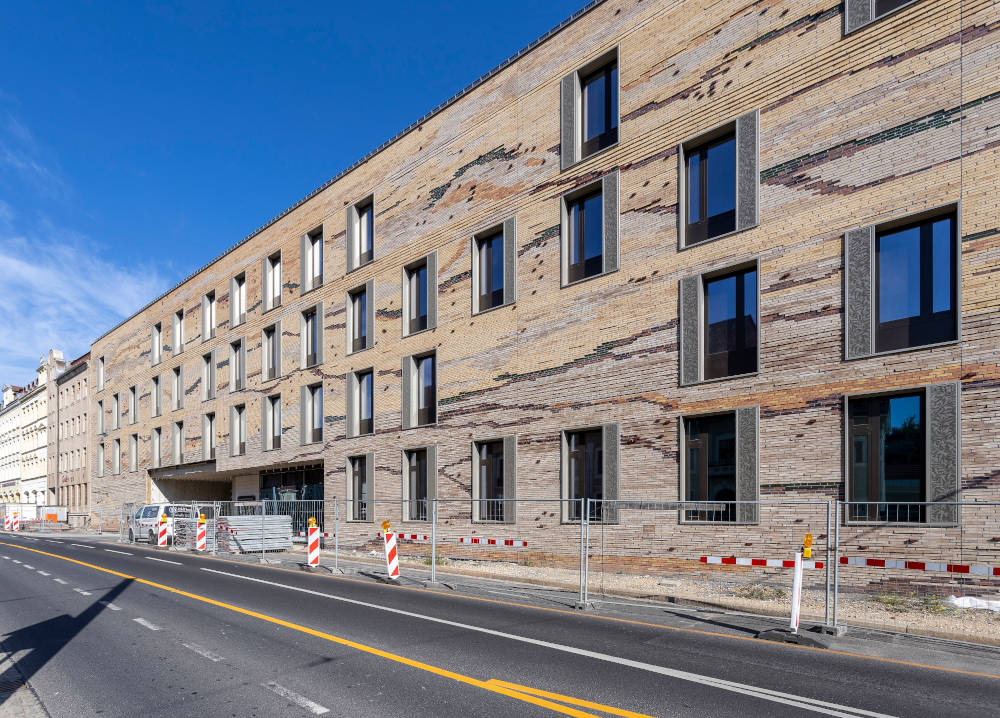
[0, 533, 997, 717]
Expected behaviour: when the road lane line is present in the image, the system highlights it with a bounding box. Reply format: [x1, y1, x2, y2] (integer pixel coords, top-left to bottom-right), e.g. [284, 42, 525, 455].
[182, 643, 224, 662]
[12, 559, 21, 563]
[37, 571, 49, 576]
[46, 540, 60, 544]
[145, 557, 181, 565]
[23, 564, 34, 569]
[199, 568, 896, 718]
[104, 549, 133, 555]
[70, 543, 94, 549]
[487, 680, 653, 718]
[0, 543, 629, 718]
[262, 683, 329, 715]
[134, 618, 161, 631]
[73, 588, 93, 596]
[53, 578, 67, 585]
[98, 601, 122, 611]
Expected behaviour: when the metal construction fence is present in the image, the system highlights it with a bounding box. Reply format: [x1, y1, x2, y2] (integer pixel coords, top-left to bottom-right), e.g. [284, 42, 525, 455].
[98, 498, 1000, 630]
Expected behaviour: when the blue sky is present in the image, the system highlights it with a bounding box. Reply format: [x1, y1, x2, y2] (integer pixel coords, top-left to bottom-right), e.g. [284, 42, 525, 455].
[0, 0, 585, 383]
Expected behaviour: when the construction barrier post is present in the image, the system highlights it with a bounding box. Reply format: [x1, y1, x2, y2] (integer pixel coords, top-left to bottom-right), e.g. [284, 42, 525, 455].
[3, 513, 9, 531]
[430, 500, 437, 584]
[789, 550, 804, 634]
[833, 500, 840, 628]
[196, 514, 207, 552]
[333, 499, 339, 573]
[825, 502, 831, 627]
[158, 514, 168, 548]
[13, 512, 20, 531]
[382, 520, 399, 581]
[577, 498, 585, 608]
[307, 517, 319, 567]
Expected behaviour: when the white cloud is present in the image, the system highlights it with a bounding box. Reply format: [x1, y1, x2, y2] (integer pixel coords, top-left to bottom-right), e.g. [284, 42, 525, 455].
[0, 219, 172, 383]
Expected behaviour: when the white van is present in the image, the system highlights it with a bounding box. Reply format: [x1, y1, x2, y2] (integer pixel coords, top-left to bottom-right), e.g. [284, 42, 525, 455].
[127, 503, 175, 544]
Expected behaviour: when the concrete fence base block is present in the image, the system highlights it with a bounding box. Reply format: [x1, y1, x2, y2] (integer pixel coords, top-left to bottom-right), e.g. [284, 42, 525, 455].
[812, 624, 848, 637]
[755, 628, 829, 649]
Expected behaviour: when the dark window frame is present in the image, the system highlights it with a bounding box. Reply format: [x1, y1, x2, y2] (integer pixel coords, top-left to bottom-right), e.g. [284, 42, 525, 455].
[683, 412, 737, 523]
[475, 439, 505, 522]
[684, 131, 737, 246]
[565, 428, 603, 522]
[357, 369, 374, 436]
[580, 59, 619, 159]
[475, 230, 505, 313]
[307, 228, 324, 290]
[303, 307, 319, 368]
[405, 260, 429, 335]
[306, 383, 323, 444]
[414, 354, 436, 427]
[566, 187, 603, 284]
[405, 448, 428, 522]
[266, 394, 281, 451]
[874, 212, 957, 354]
[703, 265, 758, 380]
[262, 325, 278, 381]
[350, 286, 368, 353]
[356, 201, 374, 266]
[350, 455, 368, 521]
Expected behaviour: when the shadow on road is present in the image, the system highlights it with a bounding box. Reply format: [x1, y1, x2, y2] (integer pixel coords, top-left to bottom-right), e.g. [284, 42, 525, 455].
[0, 578, 133, 707]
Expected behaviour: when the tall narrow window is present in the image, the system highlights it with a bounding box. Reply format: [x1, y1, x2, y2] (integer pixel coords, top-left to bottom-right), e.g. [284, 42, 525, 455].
[348, 198, 375, 269]
[302, 307, 319, 367]
[475, 230, 504, 312]
[232, 404, 246, 456]
[232, 273, 247, 327]
[684, 414, 736, 522]
[151, 323, 162, 365]
[151, 376, 161, 417]
[173, 421, 183, 464]
[350, 455, 368, 521]
[97, 443, 105, 477]
[303, 383, 323, 444]
[204, 412, 216, 460]
[202, 352, 216, 399]
[413, 354, 436, 426]
[264, 252, 282, 312]
[875, 213, 956, 353]
[405, 260, 429, 334]
[112, 393, 120, 430]
[202, 291, 216, 340]
[704, 267, 758, 379]
[151, 427, 161, 469]
[685, 132, 736, 245]
[128, 386, 137, 424]
[97, 356, 105, 389]
[405, 448, 428, 521]
[358, 370, 373, 435]
[566, 188, 603, 283]
[172, 366, 183, 410]
[849, 393, 925, 523]
[475, 440, 505, 522]
[230, 339, 245, 391]
[129, 434, 138, 472]
[302, 228, 324, 292]
[580, 59, 618, 158]
[566, 429, 603, 521]
[264, 394, 281, 450]
[97, 400, 104, 433]
[173, 309, 184, 355]
[112, 439, 121, 475]
[262, 325, 279, 381]
[350, 287, 368, 352]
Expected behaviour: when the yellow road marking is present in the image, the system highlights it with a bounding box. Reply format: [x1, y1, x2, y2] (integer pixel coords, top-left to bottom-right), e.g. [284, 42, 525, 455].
[0, 542, 628, 718]
[488, 678, 655, 717]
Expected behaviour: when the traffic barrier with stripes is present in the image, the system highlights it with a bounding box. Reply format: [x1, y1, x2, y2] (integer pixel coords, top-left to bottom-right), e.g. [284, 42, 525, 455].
[297, 531, 331, 537]
[12, 513, 19, 532]
[158, 516, 168, 547]
[839, 556, 1000, 576]
[378, 532, 429, 543]
[3, 514, 9, 531]
[196, 516, 207, 552]
[700, 556, 824, 569]
[383, 530, 399, 580]
[307, 525, 320, 566]
[458, 537, 527, 547]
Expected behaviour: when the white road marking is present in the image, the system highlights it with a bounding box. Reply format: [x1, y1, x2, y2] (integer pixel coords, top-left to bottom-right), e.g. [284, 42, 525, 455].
[46, 540, 60, 544]
[202, 567, 894, 718]
[73, 588, 93, 596]
[1, 556, 8, 559]
[104, 549, 133, 555]
[23, 564, 34, 569]
[53, 578, 67, 585]
[182, 643, 224, 662]
[261, 682, 329, 715]
[98, 601, 121, 611]
[145, 556, 181, 565]
[36, 571, 49, 576]
[133, 618, 161, 631]
[12, 559, 20, 564]
[70, 543, 94, 549]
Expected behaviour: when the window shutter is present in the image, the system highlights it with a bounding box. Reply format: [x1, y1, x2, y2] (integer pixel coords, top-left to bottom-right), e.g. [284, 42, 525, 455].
[844, 0, 874, 34]
[316, 302, 324, 365]
[400, 451, 408, 522]
[229, 277, 237, 326]
[560, 73, 576, 170]
[298, 312, 306, 368]
[178, 366, 184, 409]
[300, 385, 308, 445]
[345, 373, 356, 438]
[927, 382, 960, 524]
[365, 452, 375, 521]
[602, 423, 620, 524]
[400, 265, 410, 337]
[602, 170, 619, 274]
[679, 275, 701, 386]
[300, 233, 308, 291]
[844, 226, 874, 360]
[427, 445, 438, 504]
[365, 279, 375, 349]
[260, 397, 268, 448]
[502, 217, 517, 306]
[401, 356, 412, 430]
[275, 320, 282, 377]
[735, 109, 759, 233]
[735, 406, 760, 524]
[261, 257, 268, 309]
[427, 252, 438, 330]
[345, 205, 356, 272]
[502, 435, 517, 524]
[150, 325, 157, 363]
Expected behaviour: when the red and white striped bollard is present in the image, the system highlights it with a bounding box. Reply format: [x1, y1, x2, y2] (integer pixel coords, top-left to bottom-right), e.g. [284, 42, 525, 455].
[3, 513, 10, 531]
[381, 521, 399, 580]
[12, 513, 19, 532]
[307, 517, 320, 566]
[158, 514, 168, 547]
[196, 514, 207, 551]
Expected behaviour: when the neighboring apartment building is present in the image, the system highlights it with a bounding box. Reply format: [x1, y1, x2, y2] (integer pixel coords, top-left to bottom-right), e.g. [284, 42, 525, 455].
[89, 1, 998, 556]
[1, 351, 68, 507]
[46, 353, 90, 515]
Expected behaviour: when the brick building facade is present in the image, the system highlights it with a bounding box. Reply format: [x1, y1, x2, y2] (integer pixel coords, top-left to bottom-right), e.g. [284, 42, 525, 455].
[47, 353, 91, 517]
[89, 0, 999, 565]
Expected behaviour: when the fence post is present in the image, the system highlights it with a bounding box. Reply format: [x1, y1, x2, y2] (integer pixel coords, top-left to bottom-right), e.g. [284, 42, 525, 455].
[430, 499, 438, 584]
[833, 499, 840, 628]
[260, 499, 266, 564]
[334, 498, 340, 573]
[577, 498, 585, 608]
[825, 500, 831, 627]
[583, 499, 591, 606]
